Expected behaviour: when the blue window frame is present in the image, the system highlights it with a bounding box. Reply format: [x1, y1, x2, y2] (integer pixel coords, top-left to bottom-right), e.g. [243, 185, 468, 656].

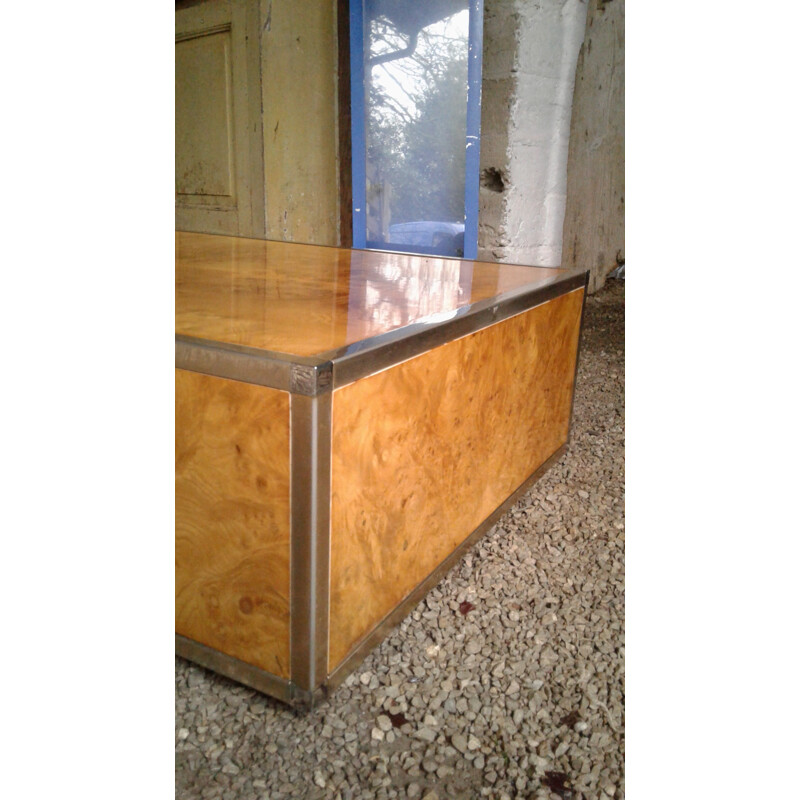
[350, 0, 484, 259]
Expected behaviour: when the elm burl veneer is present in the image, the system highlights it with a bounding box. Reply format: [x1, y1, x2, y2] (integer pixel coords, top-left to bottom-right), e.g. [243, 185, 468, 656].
[175, 231, 586, 707]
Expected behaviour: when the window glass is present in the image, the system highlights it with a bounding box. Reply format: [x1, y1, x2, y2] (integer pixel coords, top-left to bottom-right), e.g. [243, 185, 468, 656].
[353, 1, 478, 258]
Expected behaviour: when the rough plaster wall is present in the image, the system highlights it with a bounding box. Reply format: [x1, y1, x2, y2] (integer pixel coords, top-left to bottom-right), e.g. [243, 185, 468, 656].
[477, 2, 517, 262]
[260, 0, 339, 245]
[505, 0, 588, 267]
[561, 0, 624, 292]
[478, 0, 587, 267]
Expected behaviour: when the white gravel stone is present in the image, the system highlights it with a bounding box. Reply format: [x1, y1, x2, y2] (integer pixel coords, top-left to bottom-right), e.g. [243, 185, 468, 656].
[414, 727, 437, 743]
[376, 715, 392, 732]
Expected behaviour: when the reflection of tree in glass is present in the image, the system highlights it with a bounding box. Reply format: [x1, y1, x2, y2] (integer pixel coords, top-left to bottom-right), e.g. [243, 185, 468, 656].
[362, 257, 464, 336]
[366, 11, 469, 229]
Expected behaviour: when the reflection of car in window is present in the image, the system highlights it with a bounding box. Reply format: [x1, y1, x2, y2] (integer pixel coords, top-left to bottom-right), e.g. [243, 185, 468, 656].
[388, 221, 465, 257]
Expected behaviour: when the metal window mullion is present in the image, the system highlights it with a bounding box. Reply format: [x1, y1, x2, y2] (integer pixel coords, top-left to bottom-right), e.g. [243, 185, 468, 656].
[349, 0, 367, 249]
[463, 0, 484, 260]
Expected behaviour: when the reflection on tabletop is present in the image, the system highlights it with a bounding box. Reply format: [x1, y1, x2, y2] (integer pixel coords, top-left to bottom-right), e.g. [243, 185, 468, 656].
[176, 232, 565, 357]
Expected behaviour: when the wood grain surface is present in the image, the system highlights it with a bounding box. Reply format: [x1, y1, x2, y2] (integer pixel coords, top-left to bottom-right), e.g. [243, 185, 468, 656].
[176, 231, 570, 357]
[328, 288, 584, 670]
[175, 369, 291, 678]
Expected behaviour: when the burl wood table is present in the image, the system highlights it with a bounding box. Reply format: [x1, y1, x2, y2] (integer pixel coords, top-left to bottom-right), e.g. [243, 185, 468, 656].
[176, 231, 587, 707]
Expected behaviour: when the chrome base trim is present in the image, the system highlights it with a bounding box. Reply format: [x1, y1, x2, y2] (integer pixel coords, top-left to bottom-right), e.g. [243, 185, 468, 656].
[176, 634, 296, 705]
[176, 635, 328, 709]
[323, 444, 568, 694]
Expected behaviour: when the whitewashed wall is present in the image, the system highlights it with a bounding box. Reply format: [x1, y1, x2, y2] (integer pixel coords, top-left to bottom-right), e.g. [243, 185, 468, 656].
[561, 0, 625, 292]
[479, 0, 588, 267]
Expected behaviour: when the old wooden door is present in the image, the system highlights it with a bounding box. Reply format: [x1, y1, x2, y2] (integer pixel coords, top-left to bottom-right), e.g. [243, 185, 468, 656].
[176, 0, 266, 237]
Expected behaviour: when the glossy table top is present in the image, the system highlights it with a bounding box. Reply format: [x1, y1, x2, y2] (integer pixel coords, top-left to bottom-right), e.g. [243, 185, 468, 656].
[176, 232, 570, 357]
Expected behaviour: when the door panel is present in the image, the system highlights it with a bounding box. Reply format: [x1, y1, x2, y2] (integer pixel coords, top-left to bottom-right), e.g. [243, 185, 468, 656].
[176, 0, 265, 237]
[176, 30, 236, 205]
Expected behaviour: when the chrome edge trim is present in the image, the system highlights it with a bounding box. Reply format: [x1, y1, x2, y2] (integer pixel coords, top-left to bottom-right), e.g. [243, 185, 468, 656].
[289, 393, 332, 694]
[176, 634, 295, 705]
[175, 335, 323, 394]
[176, 272, 585, 396]
[314, 392, 332, 687]
[324, 444, 568, 694]
[327, 271, 587, 389]
[567, 272, 590, 443]
[177, 634, 327, 709]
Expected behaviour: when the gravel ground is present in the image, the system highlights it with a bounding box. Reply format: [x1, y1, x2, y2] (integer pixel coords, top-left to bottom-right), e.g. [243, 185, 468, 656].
[176, 279, 625, 800]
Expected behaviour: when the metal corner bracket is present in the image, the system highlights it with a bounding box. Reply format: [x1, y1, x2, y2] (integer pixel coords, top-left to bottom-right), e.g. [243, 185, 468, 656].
[290, 361, 334, 396]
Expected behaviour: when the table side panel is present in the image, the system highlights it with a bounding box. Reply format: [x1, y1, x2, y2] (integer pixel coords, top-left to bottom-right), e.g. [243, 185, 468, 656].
[176, 369, 291, 679]
[328, 288, 584, 672]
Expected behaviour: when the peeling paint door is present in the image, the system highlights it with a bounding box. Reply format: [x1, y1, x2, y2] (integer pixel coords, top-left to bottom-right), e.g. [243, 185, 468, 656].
[176, 0, 266, 237]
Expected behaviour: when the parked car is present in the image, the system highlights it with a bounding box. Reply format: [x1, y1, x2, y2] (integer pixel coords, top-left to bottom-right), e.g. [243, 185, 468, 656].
[388, 221, 464, 256]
